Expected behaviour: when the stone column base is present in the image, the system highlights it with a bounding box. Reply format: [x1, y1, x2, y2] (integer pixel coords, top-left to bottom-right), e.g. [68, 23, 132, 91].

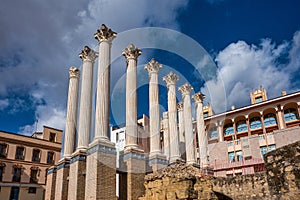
[85, 140, 117, 200]
[55, 159, 70, 200]
[149, 154, 168, 172]
[45, 166, 57, 200]
[120, 149, 146, 200]
[68, 152, 86, 200]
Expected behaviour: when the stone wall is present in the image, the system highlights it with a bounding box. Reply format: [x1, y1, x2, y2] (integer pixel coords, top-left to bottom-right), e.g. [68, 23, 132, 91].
[140, 140, 300, 200]
[210, 172, 269, 199]
[264, 140, 300, 199]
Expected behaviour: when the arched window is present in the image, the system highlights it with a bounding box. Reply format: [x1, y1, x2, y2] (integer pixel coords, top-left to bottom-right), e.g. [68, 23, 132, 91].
[284, 108, 298, 122]
[250, 117, 262, 130]
[223, 123, 234, 136]
[236, 120, 247, 133]
[264, 113, 277, 127]
[208, 126, 218, 139]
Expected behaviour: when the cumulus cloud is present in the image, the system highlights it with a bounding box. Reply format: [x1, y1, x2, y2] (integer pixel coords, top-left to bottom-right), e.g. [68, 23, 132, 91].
[201, 31, 300, 113]
[19, 105, 66, 136]
[0, 0, 189, 133]
[0, 99, 9, 111]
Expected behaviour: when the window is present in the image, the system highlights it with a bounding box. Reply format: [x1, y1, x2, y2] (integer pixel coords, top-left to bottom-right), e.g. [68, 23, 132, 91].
[236, 151, 243, 161]
[284, 108, 298, 122]
[236, 120, 247, 133]
[32, 149, 40, 162]
[259, 135, 265, 140]
[223, 123, 234, 136]
[28, 187, 36, 194]
[264, 113, 277, 127]
[228, 152, 235, 162]
[0, 166, 3, 181]
[260, 145, 276, 157]
[268, 145, 276, 151]
[250, 117, 262, 130]
[15, 147, 25, 160]
[227, 141, 234, 147]
[12, 168, 22, 182]
[267, 134, 274, 139]
[255, 97, 263, 103]
[208, 126, 218, 139]
[0, 144, 7, 158]
[203, 112, 209, 118]
[49, 132, 56, 142]
[9, 187, 19, 200]
[47, 152, 55, 164]
[30, 169, 38, 183]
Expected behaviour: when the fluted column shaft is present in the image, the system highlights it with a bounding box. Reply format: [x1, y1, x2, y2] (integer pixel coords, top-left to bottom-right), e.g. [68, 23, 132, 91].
[177, 102, 185, 144]
[177, 102, 186, 160]
[123, 44, 142, 150]
[77, 46, 97, 151]
[193, 92, 208, 167]
[145, 59, 162, 156]
[179, 83, 196, 164]
[94, 25, 116, 141]
[63, 67, 80, 158]
[163, 72, 181, 163]
[162, 112, 170, 160]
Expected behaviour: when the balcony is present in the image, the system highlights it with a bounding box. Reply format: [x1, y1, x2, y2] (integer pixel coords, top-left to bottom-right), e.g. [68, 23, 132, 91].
[211, 158, 265, 171]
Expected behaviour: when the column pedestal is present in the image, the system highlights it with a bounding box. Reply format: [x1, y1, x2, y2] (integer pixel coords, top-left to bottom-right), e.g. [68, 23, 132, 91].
[149, 154, 168, 172]
[68, 152, 86, 200]
[45, 166, 57, 200]
[54, 159, 70, 200]
[85, 140, 116, 200]
[120, 149, 146, 200]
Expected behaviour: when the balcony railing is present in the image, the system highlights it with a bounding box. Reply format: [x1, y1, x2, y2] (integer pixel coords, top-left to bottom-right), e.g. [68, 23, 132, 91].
[210, 158, 265, 170]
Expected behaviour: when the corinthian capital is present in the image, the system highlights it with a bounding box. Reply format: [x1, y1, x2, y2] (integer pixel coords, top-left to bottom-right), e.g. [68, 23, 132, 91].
[178, 83, 193, 96]
[163, 72, 179, 86]
[69, 67, 80, 79]
[79, 46, 97, 62]
[177, 102, 183, 111]
[192, 92, 206, 104]
[144, 58, 162, 74]
[94, 24, 117, 43]
[122, 44, 142, 61]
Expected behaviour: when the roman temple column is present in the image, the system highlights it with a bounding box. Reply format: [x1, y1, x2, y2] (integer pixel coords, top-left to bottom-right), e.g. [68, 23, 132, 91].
[77, 46, 97, 151]
[192, 91, 208, 168]
[177, 102, 186, 160]
[63, 67, 80, 159]
[144, 59, 162, 156]
[53, 68, 81, 200]
[85, 25, 117, 200]
[163, 72, 181, 163]
[68, 46, 97, 200]
[121, 44, 146, 200]
[162, 112, 170, 161]
[94, 24, 117, 142]
[179, 83, 196, 164]
[122, 44, 142, 151]
[145, 59, 167, 171]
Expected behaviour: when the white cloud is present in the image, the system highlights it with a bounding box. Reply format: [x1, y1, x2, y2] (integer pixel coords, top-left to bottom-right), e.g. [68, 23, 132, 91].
[201, 31, 300, 113]
[0, 99, 9, 110]
[19, 105, 65, 136]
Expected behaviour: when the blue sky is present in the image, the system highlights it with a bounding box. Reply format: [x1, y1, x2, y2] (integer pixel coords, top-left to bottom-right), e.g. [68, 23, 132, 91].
[0, 0, 300, 135]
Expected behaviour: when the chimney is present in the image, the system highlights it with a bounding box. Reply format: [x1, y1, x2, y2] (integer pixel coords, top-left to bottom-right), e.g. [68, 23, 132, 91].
[281, 91, 287, 96]
[231, 105, 235, 110]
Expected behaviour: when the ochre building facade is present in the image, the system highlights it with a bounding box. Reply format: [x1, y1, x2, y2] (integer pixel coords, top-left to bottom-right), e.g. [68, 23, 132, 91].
[0, 126, 62, 200]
